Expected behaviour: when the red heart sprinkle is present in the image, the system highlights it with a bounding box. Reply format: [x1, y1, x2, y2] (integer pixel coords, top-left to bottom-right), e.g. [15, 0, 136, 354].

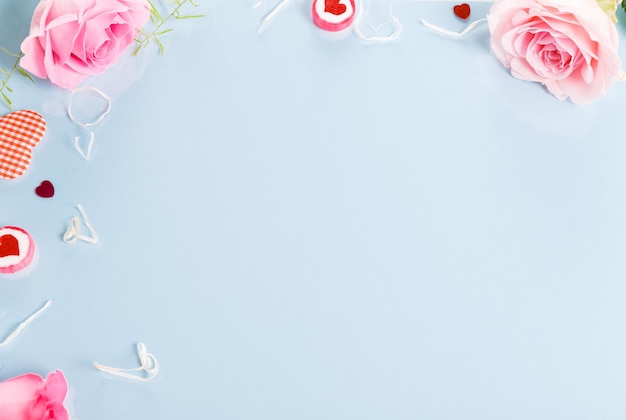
[35, 180, 55, 198]
[0, 234, 19, 258]
[453, 3, 471, 20]
[325, 0, 347, 15]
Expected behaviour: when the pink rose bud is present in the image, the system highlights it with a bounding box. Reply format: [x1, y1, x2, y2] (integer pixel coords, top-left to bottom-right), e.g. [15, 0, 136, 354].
[20, 0, 151, 89]
[487, 0, 622, 105]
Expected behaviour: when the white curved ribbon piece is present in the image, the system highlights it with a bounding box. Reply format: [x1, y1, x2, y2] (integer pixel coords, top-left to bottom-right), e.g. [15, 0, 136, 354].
[421, 18, 487, 38]
[0, 301, 52, 348]
[68, 87, 112, 160]
[93, 343, 160, 382]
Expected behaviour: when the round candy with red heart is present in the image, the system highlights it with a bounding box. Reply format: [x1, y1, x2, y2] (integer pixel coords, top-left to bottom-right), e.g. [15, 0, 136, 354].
[0, 226, 36, 274]
[312, 0, 356, 32]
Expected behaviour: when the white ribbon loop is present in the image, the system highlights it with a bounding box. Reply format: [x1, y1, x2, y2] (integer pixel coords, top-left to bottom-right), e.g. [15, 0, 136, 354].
[93, 343, 160, 382]
[68, 87, 112, 161]
[63, 205, 99, 244]
[354, 0, 403, 42]
[0, 301, 52, 348]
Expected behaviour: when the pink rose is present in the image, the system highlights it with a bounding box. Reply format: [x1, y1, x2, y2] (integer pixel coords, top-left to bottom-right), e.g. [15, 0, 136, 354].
[487, 0, 622, 104]
[0, 370, 69, 420]
[20, 0, 150, 89]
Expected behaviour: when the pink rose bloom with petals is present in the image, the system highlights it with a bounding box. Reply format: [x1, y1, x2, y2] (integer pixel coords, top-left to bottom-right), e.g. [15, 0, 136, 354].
[487, 0, 622, 104]
[0, 370, 69, 420]
[20, 0, 150, 89]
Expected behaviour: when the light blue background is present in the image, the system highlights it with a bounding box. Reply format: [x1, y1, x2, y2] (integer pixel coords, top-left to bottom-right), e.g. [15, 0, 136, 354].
[2, 1, 626, 419]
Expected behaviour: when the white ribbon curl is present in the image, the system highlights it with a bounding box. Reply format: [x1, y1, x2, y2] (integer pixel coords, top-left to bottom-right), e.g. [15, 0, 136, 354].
[63, 205, 99, 244]
[68, 87, 112, 160]
[93, 343, 160, 382]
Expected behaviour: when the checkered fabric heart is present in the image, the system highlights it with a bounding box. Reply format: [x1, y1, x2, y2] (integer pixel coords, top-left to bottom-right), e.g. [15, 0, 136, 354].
[0, 110, 46, 180]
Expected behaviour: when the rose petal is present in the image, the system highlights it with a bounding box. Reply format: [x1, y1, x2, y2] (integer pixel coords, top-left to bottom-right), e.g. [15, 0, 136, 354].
[0, 373, 44, 420]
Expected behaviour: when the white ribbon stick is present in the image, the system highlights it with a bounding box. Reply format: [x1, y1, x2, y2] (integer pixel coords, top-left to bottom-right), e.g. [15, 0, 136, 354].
[93, 343, 160, 382]
[63, 205, 99, 244]
[258, 0, 291, 33]
[68, 87, 112, 161]
[0, 301, 52, 348]
[421, 18, 487, 38]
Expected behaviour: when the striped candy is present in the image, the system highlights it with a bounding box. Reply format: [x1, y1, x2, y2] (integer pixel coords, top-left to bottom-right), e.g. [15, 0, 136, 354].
[312, 0, 356, 32]
[0, 226, 36, 274]
[0, 110, 46, 180]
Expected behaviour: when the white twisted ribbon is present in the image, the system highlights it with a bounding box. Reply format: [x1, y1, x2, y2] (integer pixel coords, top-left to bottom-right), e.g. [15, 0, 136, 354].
[68, 87, 112, 161]
[93, 343, 160, 382]
[63, 205, 99, 244]
[0, 301, 52, 348]
[421, 18, 487, 38]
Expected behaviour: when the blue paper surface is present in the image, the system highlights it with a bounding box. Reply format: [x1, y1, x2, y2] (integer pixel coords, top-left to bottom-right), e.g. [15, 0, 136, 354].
[2, 1, 626, 419]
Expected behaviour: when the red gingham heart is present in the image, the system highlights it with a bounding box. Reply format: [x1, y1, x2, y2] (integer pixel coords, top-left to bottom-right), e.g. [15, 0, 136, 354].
[0, 110, 46, 180]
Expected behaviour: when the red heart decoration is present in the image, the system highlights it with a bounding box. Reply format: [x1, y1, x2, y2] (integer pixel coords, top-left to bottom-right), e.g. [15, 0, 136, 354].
[0, 234, 19, 258]
[35, 180, 55, 198]
[325, 0, 347, 15]
[453, 3, 471, 20]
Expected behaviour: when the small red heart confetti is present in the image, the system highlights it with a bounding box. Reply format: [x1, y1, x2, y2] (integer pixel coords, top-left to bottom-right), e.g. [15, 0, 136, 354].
[35, 180, 55, 198]
[453, 3, 471, 20]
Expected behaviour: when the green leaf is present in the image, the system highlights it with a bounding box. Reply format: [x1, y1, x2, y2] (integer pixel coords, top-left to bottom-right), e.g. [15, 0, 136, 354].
[596, 0, 618, 23]
[174, 13, 204, 19]
[17, 68, 34, 83]
[154, 29, 174, 36]
[148, 0, 164, 22]
[2, 92, 12, 108]
[133, 42, 144, 56]
[0, 47, 17, 58]
[154, 36, 165, 55]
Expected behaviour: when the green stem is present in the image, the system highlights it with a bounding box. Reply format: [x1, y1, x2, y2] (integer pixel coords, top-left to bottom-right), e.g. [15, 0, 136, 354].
[0, 51, 24, 109]
[134, 0, 194, 55]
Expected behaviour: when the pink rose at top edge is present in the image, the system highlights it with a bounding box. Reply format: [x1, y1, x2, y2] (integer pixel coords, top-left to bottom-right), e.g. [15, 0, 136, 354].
[487, 0, 622, 105]
[20, 0, 151, 89]
[0, 370, 69, 420]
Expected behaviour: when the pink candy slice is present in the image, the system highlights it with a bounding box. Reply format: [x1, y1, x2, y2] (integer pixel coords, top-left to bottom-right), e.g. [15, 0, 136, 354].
[0, 226, 36, 274]
[312, 0, 356, 32]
